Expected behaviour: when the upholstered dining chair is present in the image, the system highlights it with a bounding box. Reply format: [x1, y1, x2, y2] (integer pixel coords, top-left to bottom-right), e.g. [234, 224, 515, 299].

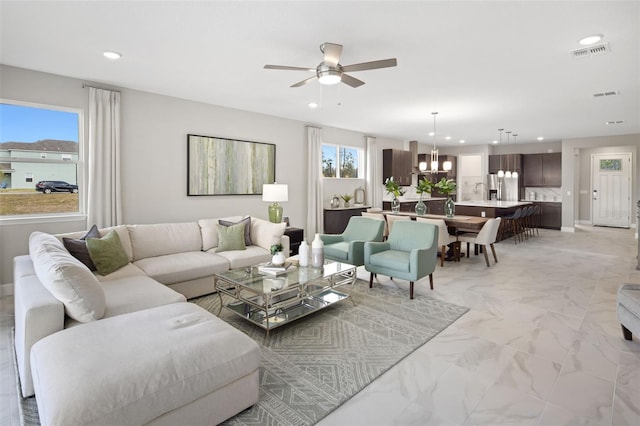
[416, 217, 457, 266]
[385, 214, 410, 234]
[364, 220, 439, 299]
[319, 216, 384, 266]
[361, 212, 389, 240]
[457, 217, 502, 267]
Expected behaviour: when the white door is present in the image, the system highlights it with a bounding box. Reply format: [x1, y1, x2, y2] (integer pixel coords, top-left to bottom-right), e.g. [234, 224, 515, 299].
[591, 153, 632, 228]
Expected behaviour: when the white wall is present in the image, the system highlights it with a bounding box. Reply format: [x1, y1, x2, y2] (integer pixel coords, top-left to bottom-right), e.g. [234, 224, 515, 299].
[0, 65, 400, 284]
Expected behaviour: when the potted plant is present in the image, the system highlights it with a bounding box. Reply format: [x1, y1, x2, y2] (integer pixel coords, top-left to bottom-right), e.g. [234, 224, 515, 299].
[415, 178, 434, 215]
[384, 177, 405, 213]
[435, 178, 457, 218]
[270, 243, 285, 266]
[341, 193, 354, 208]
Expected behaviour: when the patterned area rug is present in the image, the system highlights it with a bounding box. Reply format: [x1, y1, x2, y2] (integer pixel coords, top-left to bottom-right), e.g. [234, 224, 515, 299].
[14, 279, 468, 426]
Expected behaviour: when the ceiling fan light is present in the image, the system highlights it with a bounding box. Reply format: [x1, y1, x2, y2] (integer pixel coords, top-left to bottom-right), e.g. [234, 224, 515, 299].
[318, 70, 341, 85]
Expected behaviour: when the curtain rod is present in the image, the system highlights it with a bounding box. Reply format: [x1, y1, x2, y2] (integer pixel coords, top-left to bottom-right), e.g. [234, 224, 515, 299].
[81, 83, 120, 93]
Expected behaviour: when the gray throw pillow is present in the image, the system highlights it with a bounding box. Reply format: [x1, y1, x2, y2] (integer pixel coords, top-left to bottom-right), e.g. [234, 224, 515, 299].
[62, 224, 101, 271]
[219, 216, 253, 246]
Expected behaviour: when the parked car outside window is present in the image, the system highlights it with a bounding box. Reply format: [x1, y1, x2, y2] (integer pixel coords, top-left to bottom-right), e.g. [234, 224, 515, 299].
[35, 180, 79, 194]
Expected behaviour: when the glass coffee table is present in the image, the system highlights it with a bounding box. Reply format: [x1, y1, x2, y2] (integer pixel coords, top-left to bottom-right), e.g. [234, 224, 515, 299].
[214, 261, 356, 336]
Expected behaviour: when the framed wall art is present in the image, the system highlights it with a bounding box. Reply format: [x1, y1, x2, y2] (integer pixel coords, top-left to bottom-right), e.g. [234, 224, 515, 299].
[187, 134, 276, 196]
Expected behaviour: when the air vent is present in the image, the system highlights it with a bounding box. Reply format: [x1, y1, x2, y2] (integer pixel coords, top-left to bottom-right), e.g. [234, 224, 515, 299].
[606, 120, 624, 125]
[593, 90, 619, 98]
[570, 42, 610, 59]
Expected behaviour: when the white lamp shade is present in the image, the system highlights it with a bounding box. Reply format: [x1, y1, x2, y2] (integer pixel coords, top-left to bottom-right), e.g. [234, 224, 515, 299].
[262, 184, 288, 202]
[419, 161, 427, 172]
[497, 170, 504, 178]
[512, 171, 519, 179]
[430, 161, 439, 172]
[443, 161, 452, 171]
[505, 171, 512, 178]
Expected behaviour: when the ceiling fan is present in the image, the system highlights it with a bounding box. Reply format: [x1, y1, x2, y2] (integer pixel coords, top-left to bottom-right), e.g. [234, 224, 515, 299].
[264, 42, 397, 88]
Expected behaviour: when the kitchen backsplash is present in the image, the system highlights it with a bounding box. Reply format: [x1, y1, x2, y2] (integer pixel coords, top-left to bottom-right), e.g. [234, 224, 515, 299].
[525, 187, 561, 202]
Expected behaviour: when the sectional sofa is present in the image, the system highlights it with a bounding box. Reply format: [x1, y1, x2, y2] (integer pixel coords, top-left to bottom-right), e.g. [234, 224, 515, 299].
[14, 215, 289, 425]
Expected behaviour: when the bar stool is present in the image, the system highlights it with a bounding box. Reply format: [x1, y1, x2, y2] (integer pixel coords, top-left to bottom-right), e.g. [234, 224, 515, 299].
[501, 208, 522, 244]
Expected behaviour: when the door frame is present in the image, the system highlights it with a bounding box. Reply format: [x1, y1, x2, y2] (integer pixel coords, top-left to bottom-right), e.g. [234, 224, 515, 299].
[590, 152, 632, 228]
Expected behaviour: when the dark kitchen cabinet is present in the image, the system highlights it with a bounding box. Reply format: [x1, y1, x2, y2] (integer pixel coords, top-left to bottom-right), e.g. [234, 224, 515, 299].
[383, 149, 412, 186]
[489, 154, 522, 174]
[536, 202, 561, 230]
[523, 153, 562, 187]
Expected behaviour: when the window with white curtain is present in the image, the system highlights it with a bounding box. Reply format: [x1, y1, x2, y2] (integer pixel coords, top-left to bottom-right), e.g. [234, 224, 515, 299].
[0, 100, 83, 217]
[321, 144, 362, 178]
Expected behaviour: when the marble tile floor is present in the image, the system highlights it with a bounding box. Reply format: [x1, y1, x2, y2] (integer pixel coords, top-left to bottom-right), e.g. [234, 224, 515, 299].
[1, 225, 639, 426]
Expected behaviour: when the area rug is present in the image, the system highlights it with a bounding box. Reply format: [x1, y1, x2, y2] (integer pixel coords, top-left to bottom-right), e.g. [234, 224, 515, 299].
[14, 278, 468, 426]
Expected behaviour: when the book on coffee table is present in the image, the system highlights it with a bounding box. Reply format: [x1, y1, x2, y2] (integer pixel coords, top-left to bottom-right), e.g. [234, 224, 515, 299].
[258, 262, 294, 276]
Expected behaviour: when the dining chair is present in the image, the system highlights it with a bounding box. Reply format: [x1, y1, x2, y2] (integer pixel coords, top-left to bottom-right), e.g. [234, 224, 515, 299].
[319, 216, 384, 266]
[385, 214, 410, 234]
[457, 217, 502, 267]
[361, 212, 389, 240]
[364, 220, 438, 299]
[416, 217, 456, 266]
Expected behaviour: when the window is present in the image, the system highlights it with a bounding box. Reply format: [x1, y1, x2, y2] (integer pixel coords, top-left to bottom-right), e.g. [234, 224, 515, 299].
[322, 144, 361, 178]
[0, 100, 82, 217]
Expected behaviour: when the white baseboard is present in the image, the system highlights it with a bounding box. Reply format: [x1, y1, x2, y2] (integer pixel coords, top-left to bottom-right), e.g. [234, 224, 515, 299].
[577, 220, 592, 225]
[0, 282, 14, 297]
[561, 226, 575, 233]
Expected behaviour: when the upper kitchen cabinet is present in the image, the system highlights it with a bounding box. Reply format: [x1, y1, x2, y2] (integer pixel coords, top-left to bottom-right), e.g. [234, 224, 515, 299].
[489, 154, 522, 174]
[383, 149, 412, 186]
[523, 153, 562, 187]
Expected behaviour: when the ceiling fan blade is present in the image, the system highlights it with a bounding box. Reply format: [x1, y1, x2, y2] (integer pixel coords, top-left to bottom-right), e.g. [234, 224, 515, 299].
[264, 65, 314, 71]
[341, 73, 365, 88]
[291, 75, 318, 88]
[321, 43, 343, 67]
[342, 58, 397, 73]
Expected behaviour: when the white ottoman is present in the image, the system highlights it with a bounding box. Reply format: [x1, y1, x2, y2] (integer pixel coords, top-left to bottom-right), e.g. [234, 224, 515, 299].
[31, 302, 260, 426]
[617, 283, 640, 341]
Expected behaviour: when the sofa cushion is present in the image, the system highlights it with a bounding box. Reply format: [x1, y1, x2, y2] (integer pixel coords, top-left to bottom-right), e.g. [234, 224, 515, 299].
[250, 216, 287, 251]
[61, 224, 101, 271]
[216, 223, 246, 253]
[211, 245, 271, 269]
[199, 216, 243, 251]
[86, 230, 130, 275]
[102, 276, 186, 318]
[219, 216, 253, 246]
[57, 225, 134, 262]
[31, 302, 261, 426]
[29, 232, 106, 323]
[94, 263, 147, 282]
[324, 242, 350, 261]
[129, 222, 202, 261]
[134, 251, 229, 285]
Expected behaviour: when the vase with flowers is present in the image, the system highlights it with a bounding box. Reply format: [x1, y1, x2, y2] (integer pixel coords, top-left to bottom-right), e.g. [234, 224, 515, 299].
[435, 178, 457, 218]
[415, 178, 434, 215]
[384, 177, 405, 213]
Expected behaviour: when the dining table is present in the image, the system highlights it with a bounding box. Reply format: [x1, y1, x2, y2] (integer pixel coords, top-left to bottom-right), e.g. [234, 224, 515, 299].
[381, 211, 489, 231]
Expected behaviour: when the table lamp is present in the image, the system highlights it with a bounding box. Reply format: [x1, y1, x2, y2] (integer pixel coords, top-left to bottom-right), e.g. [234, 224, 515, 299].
[262, 183, 288, 223]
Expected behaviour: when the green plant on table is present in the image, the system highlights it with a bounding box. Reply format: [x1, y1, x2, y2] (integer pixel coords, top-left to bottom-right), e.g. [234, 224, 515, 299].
[270, 243, 283, 255]
[434, 178, 457, 196]
[384, 177, 405, 198]
[341, 193, 353, 203]
[415, 178, 434, 198]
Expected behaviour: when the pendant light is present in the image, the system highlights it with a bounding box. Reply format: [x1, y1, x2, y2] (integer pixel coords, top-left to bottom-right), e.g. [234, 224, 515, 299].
[497, 129, 505, 178]
[512, 134, 519, 179]
[430, 112, 439, 173]
[504, 131, 512, 178]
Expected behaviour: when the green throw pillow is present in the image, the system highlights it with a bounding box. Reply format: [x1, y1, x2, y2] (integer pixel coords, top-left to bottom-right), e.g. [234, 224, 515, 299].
[215, 222, 246, 252]
[86, 230, 129, 275]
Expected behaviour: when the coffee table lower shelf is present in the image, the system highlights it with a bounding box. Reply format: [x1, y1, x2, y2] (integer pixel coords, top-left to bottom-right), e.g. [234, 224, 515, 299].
[224, 289, 349, 333]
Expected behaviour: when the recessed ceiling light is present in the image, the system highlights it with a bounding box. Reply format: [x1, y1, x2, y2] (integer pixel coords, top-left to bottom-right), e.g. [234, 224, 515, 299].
[308, 102, 318, 109]
[537, 137, 544, 141]
[103, 51, 122, 60]
[459, 140, 465, 144]
[579, 34, 603, 46]
[492, 140, 498, 144]
[445, 136, 451, 140]
[428, 132, 435, 136]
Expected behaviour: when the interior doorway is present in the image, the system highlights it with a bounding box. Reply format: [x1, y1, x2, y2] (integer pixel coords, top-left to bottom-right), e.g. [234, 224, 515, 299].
[591, 152, 632, 228]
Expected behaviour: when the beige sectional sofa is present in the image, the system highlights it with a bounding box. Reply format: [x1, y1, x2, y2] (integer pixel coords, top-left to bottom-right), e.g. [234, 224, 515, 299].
[14, 215, 289, 425]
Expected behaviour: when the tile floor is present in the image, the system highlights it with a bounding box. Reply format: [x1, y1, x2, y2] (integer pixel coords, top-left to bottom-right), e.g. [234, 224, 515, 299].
[1, 225, 639, 426]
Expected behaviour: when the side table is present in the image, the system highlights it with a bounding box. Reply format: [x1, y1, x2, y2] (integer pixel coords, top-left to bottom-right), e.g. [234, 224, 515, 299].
[284, 227, 304, 256]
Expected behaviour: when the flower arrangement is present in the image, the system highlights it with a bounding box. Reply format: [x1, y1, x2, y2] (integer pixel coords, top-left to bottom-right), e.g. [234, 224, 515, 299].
[384, 177, 405, 198]
[270, 243, 283, 255]
[434, 178, 457, 196]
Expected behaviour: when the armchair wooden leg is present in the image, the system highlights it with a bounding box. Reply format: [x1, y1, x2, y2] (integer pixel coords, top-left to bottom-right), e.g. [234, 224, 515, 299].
[429, 273, 434, 290]
[490, 243, 498, 263]
[410, 281, 414, 299]
[369, 272, 374, 288]
[622, 324, 632, 341]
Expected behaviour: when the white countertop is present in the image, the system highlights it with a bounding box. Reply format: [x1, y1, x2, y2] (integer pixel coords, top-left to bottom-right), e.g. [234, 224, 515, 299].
[455, 200, 533, 208]
[383, 197, 447, 202]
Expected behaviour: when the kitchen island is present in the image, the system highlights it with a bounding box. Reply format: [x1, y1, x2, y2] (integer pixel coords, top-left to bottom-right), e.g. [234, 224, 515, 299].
[454, 200, 533, 218]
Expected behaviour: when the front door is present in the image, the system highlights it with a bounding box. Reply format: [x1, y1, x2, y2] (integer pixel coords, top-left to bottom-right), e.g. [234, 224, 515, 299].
[591, 153, 632, 228]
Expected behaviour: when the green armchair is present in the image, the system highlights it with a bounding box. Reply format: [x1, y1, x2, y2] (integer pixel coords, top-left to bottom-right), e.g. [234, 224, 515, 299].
[320, 216, 385, 266]
[364, 220, 439, 299]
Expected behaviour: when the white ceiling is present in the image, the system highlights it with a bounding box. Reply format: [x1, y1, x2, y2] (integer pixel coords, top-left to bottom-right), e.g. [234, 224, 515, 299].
[1, 1, 638, 147]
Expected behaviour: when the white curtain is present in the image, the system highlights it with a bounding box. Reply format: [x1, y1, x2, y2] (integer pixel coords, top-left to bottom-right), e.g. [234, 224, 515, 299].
[366, 136, 381, 208]
[87, 87, 122, 228]
[306, 126, 323, 236]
